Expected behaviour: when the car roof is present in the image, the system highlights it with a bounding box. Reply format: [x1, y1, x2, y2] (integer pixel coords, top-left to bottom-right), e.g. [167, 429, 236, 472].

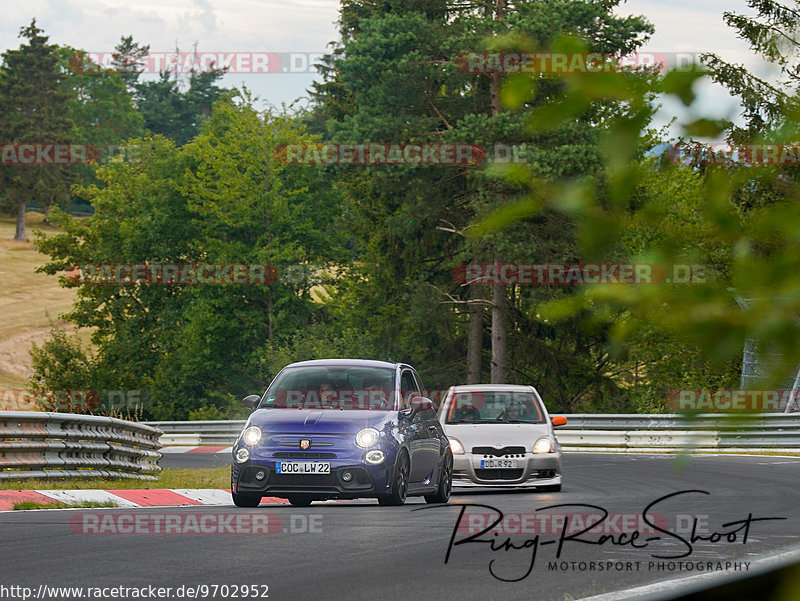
[448, 384, 536, 392]
[283, 359, 403, 370]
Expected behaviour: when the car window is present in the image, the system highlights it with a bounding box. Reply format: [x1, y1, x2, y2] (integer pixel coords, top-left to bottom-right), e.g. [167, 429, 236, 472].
[261, 365, 396, 410]
[445, 390, 545, 424]
[412, 371, 428, 402]
[400, 370, 419, 410]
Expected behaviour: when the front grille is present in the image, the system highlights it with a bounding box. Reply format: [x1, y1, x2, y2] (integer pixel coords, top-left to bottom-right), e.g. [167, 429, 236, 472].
[472, 446, 527, 456]
[277, 441, 334, 447]
[474, 468, 524, 480]
[271, 473, 336, 487]
[272, 452, 337, 459]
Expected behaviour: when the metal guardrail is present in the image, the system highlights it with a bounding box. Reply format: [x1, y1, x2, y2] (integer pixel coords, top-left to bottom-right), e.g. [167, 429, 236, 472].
[0, 411, 163, 480]
[150, 420, 245, 447]
[148, 414, 800, 454]
[556, 413, 800, 453]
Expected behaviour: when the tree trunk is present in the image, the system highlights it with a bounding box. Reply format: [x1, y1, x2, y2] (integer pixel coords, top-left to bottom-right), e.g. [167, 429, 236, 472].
[467, 285, 483, 383]
[42, 200, 53, 226]
[14, 201, 27, 242]
[491, 255, 507, 383]
[489, 0, 507, 384]
[268, 293, 274, 352]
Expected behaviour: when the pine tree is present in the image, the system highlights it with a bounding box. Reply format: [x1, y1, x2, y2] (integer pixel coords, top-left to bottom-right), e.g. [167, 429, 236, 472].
[0, 20, 73, 241]
[701, 0, 800, 141]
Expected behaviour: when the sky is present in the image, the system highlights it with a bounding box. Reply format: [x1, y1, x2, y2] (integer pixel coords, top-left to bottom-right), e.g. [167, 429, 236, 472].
[0, 0, 776, 139]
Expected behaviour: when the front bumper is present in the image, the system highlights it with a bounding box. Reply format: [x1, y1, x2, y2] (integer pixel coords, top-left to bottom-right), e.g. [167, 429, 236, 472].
[452, 452, 562, 488]
[232, 448, 395, 499]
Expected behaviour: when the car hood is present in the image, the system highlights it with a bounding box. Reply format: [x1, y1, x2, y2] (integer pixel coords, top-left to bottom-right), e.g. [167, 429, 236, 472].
[443, 422, 551, 451]
[246, 409, 394, 435]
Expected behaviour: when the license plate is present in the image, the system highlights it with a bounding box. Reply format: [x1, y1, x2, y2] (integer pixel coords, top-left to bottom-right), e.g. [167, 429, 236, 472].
[276, 462, 330, 474]
[479, 458, 518, 469]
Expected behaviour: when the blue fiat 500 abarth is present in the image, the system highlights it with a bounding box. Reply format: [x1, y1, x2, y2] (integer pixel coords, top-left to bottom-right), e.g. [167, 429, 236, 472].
[231, 359, 453, 507]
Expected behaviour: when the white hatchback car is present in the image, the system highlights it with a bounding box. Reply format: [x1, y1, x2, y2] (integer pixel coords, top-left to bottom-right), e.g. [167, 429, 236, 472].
[438, 384, 566, 491]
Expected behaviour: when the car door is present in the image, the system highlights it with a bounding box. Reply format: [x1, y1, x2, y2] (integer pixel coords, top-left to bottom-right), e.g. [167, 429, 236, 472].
[413, 368, 446, 461]
[400, 369, 431, 484]
[409, 369, 441, 484]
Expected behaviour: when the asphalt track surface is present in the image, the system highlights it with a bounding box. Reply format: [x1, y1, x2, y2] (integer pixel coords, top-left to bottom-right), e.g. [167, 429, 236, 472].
[160, 452, 231, 470]
[1, 453, 798, 601]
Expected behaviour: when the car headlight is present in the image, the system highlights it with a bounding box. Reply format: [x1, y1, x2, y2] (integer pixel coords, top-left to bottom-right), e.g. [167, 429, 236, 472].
[242, 426, 262, 446]
[234, 448, 250, 463]
[355, 427, 380, 448]
[533, 437, 553, 454]
[449, 437, 465, 455]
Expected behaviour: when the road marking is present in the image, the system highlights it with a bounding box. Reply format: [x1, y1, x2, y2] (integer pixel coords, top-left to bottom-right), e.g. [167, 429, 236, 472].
[170, 489, 233, 505]
[35, 489, 139, 507]
[105, 489, 203, 506]
[576, 545, 800, 601]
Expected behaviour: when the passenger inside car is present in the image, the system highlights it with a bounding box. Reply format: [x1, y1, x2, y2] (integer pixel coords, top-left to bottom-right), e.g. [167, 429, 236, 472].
[453, 406, 481, 421]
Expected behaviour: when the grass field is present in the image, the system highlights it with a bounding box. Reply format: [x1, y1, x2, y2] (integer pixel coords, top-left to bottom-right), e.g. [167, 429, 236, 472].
[0, 212, 82, 390]
[0, 468, 230, 490]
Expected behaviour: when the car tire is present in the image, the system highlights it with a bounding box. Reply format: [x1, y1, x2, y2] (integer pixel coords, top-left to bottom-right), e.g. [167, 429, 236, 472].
[424, 451, 452, 504]
[288, 495, 314, 507]
[538, 483, 562, 492]
[377, 451, 409, 506]
[232, 492, 262, 507]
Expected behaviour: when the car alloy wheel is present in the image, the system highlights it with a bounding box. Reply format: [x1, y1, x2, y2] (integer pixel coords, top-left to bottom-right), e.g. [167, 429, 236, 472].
[378, 452, 409, 506]
[425, 450, 452, 504]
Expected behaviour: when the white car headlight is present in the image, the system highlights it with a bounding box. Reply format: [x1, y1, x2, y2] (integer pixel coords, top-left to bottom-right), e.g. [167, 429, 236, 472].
[355, 427, 380, 448]
[234, 448, 250, 463]
[242, 426, 262, 446]
[533, 437, 553, 454]
[449, 437, 465, 455]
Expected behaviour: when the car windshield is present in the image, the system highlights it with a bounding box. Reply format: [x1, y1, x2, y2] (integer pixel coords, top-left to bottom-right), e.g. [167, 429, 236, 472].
[445, 390, 545, 424]
[259, 365, 396, 411]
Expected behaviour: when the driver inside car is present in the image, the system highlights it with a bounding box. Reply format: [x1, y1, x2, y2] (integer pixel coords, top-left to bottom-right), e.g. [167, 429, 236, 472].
[319, 382, 337, 408]
[498, 400, 525, 421]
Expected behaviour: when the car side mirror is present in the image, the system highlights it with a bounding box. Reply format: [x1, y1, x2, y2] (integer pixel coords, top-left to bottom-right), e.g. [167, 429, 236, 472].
[409, 396, 434, 417]
[242, 394, 261, 410]
[551, 415, 567, 427]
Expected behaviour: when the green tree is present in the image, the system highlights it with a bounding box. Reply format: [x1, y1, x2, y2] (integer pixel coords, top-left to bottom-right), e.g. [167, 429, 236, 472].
[34, 94, 345, 418]
[57, 46, 144, 216]
[701, 0, 800, 140]
[0, 20, 74, 240]
[484, 32, 800, 400]
[308, 0, 654, 401]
